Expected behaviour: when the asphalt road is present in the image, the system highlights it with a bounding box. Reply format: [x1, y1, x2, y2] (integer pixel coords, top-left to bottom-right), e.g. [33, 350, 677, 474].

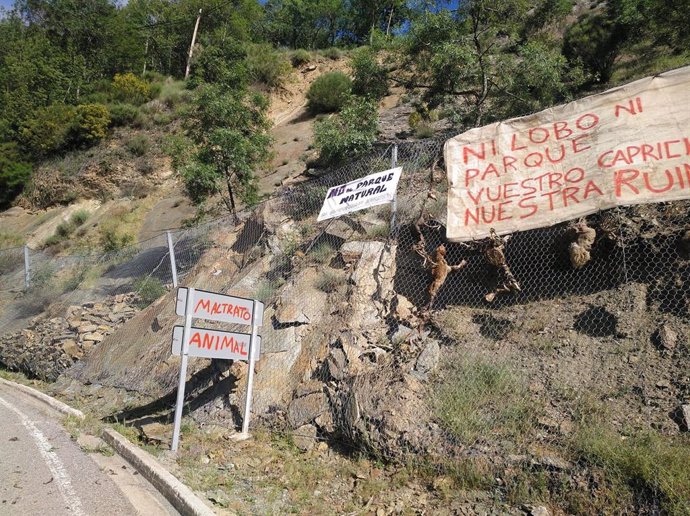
[0, 383, 179, 516]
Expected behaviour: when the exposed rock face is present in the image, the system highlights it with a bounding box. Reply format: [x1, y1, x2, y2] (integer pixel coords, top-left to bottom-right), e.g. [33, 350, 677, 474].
[331, 359, 443, 460]
[0, 294, 138, 381]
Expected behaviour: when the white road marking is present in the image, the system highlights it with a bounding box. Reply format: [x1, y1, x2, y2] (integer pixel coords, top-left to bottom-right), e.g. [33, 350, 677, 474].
[0, 394, 86, 516]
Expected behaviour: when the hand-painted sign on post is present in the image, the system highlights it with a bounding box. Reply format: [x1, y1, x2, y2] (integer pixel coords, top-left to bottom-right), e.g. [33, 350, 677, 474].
[317, 167, 403, 222]
[444, 65, 690, 241]
[170, 326, 261, 361]
[171, 287, 264, 451]
[176, 286, 263, 326]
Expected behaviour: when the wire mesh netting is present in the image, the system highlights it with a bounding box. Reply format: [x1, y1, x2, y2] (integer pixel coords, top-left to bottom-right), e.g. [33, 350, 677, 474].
[1, 135, 689, 512]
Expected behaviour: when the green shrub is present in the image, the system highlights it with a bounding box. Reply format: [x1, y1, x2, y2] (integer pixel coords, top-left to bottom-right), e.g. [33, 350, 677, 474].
[20, 104, 78, 157]
[315, 269, 346, 293]
[108, 103, 140, 127]
[126, 135, 150, 157]
[70, 209, 89, 226]
[190, 43, 249, 89]
[148, 82, 162, 99]
[290, 49, 311, 67]
[75, 103, 110, 143]
[414, 123, 435, 139]
[133, 276, 166, 307]
[99, 224, 134, 252]
[408, 111, 422, 129]
[246, 43, 292, 88]
[112, 73, 152, 105]
[314, 96, 378, 165]
[308, 242, 335, 264]
[44, 209, 89, 247]
[351, 47, 389, 100]
[322, 47, 342, 60]
[307, 71, 352, 114]
[162, 134, 194, 172]
[0, 142, 32, 208]
[61, 266, 87, 292]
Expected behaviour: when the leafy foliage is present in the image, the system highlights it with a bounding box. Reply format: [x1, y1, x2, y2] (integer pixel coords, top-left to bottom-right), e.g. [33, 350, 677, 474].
[563, 13, 622, 85]
[108, 103, 140, 127]
[246, 43, 292, 88]
[189, 43, 249, 90]
[183, 84, 272, 216]
[19, 104, 79, 157]
[0, 143, 32, 208]
[351, 47, 389, 100]
[126, 135, 150, 157]
[307, 71, 353, 114]
[133, 276, 166, 308]
[75, 104, 111, 143]
[314, 96, 378, 165]
[290, 49, 311, 67]
[112, 73, 152, 105]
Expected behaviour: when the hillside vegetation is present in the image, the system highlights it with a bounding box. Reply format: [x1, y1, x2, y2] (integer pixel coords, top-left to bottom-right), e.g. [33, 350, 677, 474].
[0, 0, 688, 220]
[0, 2, 689, 515]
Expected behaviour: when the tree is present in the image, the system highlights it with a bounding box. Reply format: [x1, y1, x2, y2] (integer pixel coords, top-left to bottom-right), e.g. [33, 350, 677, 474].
[183, 84, 272, 219]
[563, 12, 623, 85]
[262, 0, 346, 49]
[403, 0, 583, 126]
[346, 0, 410, 44]
[0, 142, 32, 209]
[351, 46, 389, 100]
[407, 0, 531, 125]
[314, 96, 378, 165]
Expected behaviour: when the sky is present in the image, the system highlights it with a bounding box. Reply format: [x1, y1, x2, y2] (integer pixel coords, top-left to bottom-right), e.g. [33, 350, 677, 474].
[0, 0, 460, 15]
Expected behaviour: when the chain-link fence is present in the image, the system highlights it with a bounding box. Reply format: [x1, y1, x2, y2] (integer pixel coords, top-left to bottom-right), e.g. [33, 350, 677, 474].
[1, 135, 689, 513]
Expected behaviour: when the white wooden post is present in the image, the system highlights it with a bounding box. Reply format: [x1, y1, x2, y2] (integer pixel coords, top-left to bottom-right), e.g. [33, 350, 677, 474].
[171, 287, 195, 451]
[166, 231, 178, 288]
[240, 299, 261, 438]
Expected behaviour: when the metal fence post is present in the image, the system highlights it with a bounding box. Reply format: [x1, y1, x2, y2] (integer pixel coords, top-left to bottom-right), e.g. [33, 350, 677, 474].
[390, 144, 399, 238]
[167, 231, 178, 288]
[23, 245, 30, 290]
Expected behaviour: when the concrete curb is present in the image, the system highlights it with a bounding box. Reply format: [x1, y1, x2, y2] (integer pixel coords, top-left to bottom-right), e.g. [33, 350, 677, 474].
[102, 428, 216, 516]
[0, 377, 85, 419]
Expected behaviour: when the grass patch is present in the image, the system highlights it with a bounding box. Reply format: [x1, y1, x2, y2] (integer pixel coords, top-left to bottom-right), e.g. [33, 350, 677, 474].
[0, 246, 22, 274]
[573, 424, 690, 515]
[44, 210, 90, 247]
[367, 222, 390, 240]
[433, 356, 535, 447]
[290, 48, 311, 67]
[125, 135, 150, 157]
[255, 279, 282, 302]
[314, 269, 346, 293]
[133, 276, 166, 307]
[0, 230, 24, 249]
[308, 242, 334, 264]
[99, 223, 135, 252]
[60, 264, 89, 292]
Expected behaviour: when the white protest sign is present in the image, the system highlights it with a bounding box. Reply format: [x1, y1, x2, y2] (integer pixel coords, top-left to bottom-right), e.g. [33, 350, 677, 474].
[176, 287, 264, 326]
[171, 325, 261, 361]
[171, 287, 264, 451]
[317, 166, 403, 222]
[444, 65, 690, 241]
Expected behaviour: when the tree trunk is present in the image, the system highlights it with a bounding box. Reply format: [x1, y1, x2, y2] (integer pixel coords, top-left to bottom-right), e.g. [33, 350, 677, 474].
[224, 171, 239, 223]
[472, 15, 489, 127]
[385, 4, 394, 36]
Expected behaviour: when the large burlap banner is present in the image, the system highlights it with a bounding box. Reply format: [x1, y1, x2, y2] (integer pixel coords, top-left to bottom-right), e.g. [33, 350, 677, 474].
[444, 66, 690, 241]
